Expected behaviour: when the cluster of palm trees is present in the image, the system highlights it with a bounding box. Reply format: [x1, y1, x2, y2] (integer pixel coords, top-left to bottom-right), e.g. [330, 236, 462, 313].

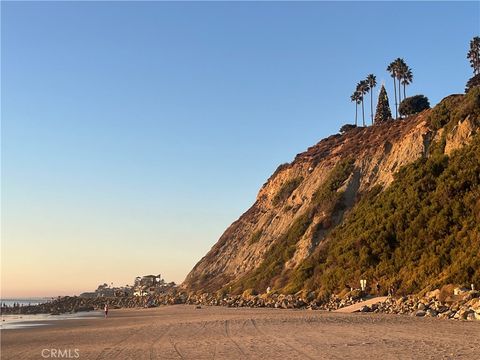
[351, 58, 413, 125]
[350, 74, 377, 126]
[387, 58, 413, 119]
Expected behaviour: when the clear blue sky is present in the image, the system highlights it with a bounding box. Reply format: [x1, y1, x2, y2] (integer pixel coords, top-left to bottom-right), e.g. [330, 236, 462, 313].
[2, 1, 478, 296]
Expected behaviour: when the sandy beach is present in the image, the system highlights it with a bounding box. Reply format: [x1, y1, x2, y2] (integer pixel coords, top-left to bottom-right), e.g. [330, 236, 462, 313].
[1, 305, 479, 359]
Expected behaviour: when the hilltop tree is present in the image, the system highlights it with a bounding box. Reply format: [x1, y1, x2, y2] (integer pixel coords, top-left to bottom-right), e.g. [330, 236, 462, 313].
[467, 36, 480, 75]
[374, 85, 392, 124]
[387, 58, 411, 118]
[350, 91, 361, 126]
[394, 59, 403, 107]
[366, 74, 377, 126]
[399, 95, 430, 117]
[339, 124, 357, 134]
[465, 74, 480, 93]
[400, 66, 413, 99]
[356, 80, 369, 127]
[395, 58, 408, 106]
[466, 36, 480, 92]
[387, 60, 399, 119]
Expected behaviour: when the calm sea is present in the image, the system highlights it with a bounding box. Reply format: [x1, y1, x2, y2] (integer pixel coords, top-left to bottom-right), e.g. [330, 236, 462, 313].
[1, 299, 102, 330]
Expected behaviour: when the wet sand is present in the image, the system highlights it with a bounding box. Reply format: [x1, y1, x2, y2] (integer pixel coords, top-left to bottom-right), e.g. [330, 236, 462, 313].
[1, 305, 479, 359]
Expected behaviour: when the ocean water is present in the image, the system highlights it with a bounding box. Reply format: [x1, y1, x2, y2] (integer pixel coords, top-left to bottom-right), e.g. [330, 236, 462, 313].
[1, 297, 102, 329]
[1, 298, 52, 307]
[1, 310, 103, 330]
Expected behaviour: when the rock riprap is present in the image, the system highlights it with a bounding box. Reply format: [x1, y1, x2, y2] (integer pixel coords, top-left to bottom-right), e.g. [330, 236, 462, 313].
[2, 287, 478, 322]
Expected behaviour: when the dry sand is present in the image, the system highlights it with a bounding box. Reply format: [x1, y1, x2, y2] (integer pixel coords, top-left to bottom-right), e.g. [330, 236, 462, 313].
[1, 305, 479, 359]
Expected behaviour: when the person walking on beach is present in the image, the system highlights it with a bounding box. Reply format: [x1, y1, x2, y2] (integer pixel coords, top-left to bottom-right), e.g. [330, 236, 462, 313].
[104, 303, 109, 318]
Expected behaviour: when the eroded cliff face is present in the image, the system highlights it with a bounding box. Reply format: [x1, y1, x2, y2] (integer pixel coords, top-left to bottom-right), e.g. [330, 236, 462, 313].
[183, 93, 479, 293]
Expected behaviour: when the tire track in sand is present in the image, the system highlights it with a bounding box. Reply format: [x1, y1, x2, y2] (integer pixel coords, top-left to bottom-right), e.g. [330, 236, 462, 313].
[149, 324, 172, 360]
[250, 318, 315, 360]
[198, 320, 218, 360]
[225, 319, 248, 358]
[153, 321, 207, 359]
[168, 335, 186, 360]
[95, 326, 146, 360]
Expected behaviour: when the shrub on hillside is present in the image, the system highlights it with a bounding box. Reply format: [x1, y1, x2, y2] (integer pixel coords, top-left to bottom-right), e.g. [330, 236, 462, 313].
[427, 88, 480, 131]
[339, 124, 357, 134]
[426, 94, 463, 130]
[242, 288, 258, 297]
[303, 135, 480, 295]
[232, 210, 313, 293]
[272, 177, 303, 205]
[466, 73, 480, 93]
[399, 95, 430, 117]
[248, 230, 263, 245]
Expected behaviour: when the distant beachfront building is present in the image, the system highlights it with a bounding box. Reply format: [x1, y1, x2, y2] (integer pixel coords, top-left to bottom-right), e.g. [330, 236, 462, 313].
[133, 289, 149, 296]
[79, 291, 97, 298]
[80, 274, 175, 298]
[134, 274, 162, 287]
[133, 274, 165, 296]
[80, 283, 133, 298]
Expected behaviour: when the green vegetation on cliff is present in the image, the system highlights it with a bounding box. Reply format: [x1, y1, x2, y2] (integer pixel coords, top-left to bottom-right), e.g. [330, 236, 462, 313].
[184, 37, 480, 296]
[231, 158, 355, 294]
[272, 177, 303, 206]
[231, 210, 313, 293]
[303, 135, 480, 295]
[291, 90, 480, 296]
[186, 88, 480, 297]
[256, 89, 480, 296]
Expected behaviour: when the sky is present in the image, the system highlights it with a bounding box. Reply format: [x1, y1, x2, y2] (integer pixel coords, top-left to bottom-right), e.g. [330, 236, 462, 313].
[1, 1, 479, 297]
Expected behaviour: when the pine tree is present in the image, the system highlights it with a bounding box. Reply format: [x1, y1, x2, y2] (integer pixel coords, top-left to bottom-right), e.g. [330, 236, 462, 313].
[374, 85, 392, 124]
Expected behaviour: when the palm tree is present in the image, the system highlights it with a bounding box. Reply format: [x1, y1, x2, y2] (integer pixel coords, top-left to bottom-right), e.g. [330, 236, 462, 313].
[356, 80, 369, 127]
[388, 58, 409, 118]
[467, 36, 480, 75]
[350, 91, 361, 126]
[387, 60, 398, 119]
[366, 74, 377, 125]
[401, 67, 413, 99]
[395, 58, 407, 105]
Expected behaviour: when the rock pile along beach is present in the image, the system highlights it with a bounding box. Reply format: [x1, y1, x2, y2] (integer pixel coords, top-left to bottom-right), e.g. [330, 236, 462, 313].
[3, 287, 479, 321]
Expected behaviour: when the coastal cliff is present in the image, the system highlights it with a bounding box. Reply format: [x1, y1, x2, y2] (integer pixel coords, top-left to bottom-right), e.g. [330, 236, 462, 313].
[183, 89, 480, 296]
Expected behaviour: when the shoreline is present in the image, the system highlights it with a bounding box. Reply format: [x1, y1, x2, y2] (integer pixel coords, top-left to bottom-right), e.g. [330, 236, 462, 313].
[1, 311, 103, 330]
